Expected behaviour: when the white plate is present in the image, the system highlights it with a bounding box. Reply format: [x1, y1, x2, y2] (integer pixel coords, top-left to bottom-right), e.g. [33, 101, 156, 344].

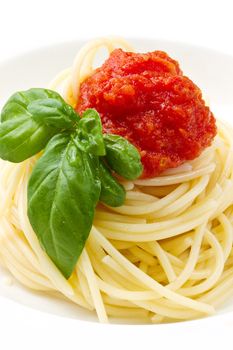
[1, 39, 233, 349]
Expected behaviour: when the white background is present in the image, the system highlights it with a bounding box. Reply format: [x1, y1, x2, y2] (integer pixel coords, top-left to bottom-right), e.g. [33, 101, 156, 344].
[1, 0, 233, 349]
[1, 0, 233, 61]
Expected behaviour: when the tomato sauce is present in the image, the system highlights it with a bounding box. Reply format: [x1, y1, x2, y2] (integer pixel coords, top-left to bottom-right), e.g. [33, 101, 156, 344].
[76, 49, 217, 178]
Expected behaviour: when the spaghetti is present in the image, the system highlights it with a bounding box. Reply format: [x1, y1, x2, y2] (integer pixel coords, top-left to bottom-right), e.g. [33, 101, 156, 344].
[1, 37, 233, 323]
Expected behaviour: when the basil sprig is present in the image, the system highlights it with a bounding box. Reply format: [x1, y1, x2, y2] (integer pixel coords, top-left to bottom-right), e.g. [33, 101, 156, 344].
[0, 88, 143, 278]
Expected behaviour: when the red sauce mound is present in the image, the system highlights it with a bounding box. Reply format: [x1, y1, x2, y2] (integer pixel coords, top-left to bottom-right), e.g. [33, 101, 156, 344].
[76, 49, 217, 178]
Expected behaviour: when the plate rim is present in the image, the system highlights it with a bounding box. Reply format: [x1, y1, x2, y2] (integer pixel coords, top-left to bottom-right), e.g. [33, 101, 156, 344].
[1, 36, 233, 67]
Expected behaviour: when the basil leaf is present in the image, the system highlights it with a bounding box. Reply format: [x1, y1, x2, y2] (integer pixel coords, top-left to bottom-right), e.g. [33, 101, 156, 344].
[1, 88, 74, 122]
[0, 88, 78, 162]
[0, 116, 57, 163]
[99, 160, 126, 207]
[75, 109, 105, 156]
[103, 134, 143, 180]
[27, 133, 101, 278]
[28, 98, 78, 128]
